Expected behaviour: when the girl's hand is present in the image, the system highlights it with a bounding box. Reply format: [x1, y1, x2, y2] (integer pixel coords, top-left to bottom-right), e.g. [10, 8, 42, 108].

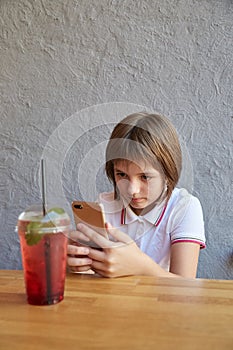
[76, 222, 148, 278]
[67, 231, 93, 273]
[67, 223, 196, 278]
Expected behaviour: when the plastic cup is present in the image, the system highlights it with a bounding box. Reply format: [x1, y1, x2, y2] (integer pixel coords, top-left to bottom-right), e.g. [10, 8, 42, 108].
[17, 205, 70, 305]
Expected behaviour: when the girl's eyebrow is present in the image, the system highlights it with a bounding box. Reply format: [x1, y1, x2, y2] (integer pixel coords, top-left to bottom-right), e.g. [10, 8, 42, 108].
[140, 172, 157, 177]
[114, 167, 157, 176]
[114, 167, 126, 173]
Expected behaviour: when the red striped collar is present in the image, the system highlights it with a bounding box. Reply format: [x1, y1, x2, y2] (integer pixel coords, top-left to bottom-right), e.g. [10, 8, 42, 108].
[120, 202, 167, 226]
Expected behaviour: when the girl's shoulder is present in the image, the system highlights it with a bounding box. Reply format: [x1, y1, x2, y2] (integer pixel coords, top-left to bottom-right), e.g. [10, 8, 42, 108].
[166, 188, 205, 246]
[167, 187, 203, 218]
[169, 188, 201, 206]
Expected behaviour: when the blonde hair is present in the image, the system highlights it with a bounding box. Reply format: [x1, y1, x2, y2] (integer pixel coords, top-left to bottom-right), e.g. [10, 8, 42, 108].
[105, 112, 182, 200]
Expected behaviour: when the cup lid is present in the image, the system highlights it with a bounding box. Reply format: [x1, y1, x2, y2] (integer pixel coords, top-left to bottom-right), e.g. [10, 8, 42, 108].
[17, 205, 71, 233]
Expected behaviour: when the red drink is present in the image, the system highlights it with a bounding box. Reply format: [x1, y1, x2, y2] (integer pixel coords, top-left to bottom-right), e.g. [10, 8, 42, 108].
[17, 206, 70, 305]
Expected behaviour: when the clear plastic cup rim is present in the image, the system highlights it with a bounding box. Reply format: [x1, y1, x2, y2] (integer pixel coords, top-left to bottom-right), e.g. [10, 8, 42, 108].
[15, 224, 71, 234]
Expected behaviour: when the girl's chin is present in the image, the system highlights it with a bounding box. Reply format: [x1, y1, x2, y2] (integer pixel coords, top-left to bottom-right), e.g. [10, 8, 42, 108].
[129, 201, 147, 215]
[130, 199, 147, 208]
[130, 200, 158, 215]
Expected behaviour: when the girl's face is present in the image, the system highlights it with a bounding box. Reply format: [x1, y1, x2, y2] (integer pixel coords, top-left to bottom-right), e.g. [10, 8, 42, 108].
[113, 160, 165, 215]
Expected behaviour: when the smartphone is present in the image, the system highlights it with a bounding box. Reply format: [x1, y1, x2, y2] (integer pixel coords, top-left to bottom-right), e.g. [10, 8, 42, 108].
[71, 201, 108, 248]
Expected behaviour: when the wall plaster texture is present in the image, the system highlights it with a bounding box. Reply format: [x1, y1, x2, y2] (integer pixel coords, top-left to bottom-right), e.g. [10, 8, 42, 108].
[0, 0, 232, 279]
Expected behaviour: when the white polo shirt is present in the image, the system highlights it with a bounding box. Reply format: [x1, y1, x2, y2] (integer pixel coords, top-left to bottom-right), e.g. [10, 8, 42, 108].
[98, 188, 206, 271]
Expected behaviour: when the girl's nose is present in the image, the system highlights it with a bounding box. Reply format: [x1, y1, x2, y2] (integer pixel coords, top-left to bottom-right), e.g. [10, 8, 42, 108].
[127, 180, 140, 196]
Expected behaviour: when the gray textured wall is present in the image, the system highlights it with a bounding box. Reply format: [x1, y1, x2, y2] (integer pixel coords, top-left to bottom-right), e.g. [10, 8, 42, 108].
[0, 0, 232, 279]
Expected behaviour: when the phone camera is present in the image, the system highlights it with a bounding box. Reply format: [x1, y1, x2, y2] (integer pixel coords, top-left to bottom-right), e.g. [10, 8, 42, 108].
[74, 204, 83, 209]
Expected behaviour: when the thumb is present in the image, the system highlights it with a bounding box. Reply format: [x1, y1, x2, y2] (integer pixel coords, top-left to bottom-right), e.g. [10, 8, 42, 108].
[105, 222, 133, 244]
[105, 222, 116, 238]
[105, 222, 113, 230]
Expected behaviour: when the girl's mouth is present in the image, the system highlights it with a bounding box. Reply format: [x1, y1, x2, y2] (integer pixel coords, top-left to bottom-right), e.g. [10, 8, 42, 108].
[131, 198, 145, 203]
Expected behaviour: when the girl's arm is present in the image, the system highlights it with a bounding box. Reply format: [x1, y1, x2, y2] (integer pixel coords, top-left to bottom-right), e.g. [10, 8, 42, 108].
[169, 242, 201, 278]
[138, 242, 201, 278]
[77, 222, 201, 279]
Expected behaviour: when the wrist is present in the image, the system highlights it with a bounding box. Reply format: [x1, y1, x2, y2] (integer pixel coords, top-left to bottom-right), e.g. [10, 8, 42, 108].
[137, 252, 169, 277]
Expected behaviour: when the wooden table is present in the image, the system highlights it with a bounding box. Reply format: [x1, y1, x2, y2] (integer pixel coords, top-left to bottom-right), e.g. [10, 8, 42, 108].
[0, 270, 233, 350]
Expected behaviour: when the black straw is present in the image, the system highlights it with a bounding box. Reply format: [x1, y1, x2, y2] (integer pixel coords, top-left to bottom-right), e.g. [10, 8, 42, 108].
[41, 158, 52, 304]
[41, 159, 47, 216]
[45, 236, 52, 304]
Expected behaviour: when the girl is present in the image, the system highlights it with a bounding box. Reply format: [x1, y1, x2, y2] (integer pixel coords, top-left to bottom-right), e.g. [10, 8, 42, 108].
[67, 112, 205, 278]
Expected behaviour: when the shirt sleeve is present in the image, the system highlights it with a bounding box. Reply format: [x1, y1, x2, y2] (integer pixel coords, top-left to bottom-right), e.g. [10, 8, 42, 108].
[169, 193, 206, 249]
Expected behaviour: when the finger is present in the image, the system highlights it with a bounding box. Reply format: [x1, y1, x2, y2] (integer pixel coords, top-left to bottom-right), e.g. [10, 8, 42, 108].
[77, 223, 116, 248]
[69, 230, 90, 243]
[105, 222, 133, 244]
[67, 256, 92, 267]
[67, 244, 90, 256]
[90, 262, 112, 277]
[91, 260, 107, 273]
[69, 266, 93, 273]
[88, 247, 105, 261]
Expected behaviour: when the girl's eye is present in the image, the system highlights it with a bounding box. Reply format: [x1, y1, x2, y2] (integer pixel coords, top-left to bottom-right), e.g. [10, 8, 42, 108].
[141, 175, 151, 181]
[116, 172, 127, 178]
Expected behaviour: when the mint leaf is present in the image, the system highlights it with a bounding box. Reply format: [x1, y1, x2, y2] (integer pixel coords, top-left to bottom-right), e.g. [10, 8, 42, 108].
[25, 232, 43, 246]
[26, 222, 44, 246]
